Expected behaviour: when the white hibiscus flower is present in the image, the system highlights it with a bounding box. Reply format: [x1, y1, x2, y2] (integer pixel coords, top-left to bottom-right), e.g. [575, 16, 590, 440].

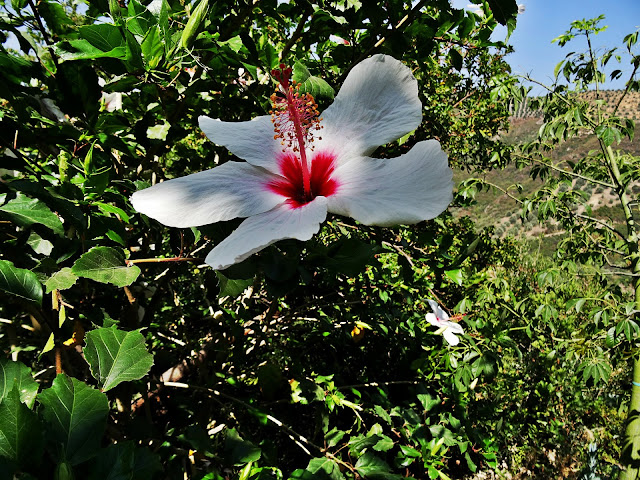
[131, 55, 453, 270]
[426, 299, 464, 346]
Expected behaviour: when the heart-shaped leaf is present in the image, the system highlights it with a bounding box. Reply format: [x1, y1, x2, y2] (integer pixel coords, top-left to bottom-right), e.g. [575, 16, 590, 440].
[38, 374, 109, 465]
[83, 326, 154, 391]
[71, 246, 140, 287]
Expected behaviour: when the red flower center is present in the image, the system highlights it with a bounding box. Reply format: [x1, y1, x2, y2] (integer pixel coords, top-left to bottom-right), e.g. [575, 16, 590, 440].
[268, 151, 339, 208]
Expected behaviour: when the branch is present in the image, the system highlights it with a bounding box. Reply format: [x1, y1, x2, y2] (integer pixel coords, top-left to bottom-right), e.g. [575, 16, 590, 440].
[514, 153, 615, 189]
[613, 60, 640, 116]
[573, 213, 624, 239]
[480, 180, 523, 204]
[125, 256, 204, 266]
[602, 270, 640, 277]
[25, 0, 59, 68]
[350, 0, 429, 71]
[519, 75, 598, 128]
[337, 380, 420, 390]
[280, 5, 312, 60]
[382, 241, 414, 267]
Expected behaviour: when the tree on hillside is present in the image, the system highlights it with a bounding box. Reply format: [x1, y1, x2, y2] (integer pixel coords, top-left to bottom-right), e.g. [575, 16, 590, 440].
[479, 14, 640, 478]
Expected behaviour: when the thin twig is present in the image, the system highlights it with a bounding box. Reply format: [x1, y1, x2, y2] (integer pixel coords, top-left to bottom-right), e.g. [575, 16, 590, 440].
[514, 153, 615, 189]
[280, 5, 312, 60]
[336, 380, 421, 390]
[126, 257, 204, 266]
[382, 241, 414, 267]
[613, 61, 640, 116]
[351, 0, 429, 71]
[574, 213, 625, 239]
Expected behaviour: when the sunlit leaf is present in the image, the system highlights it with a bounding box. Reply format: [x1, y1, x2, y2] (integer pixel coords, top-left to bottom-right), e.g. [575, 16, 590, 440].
[84, 326, 154, 391]
[45, 267, 79, 293]
[0, 193, 64, 235]
[0, 259, 42, 305]
[71, 246, 140, 287]
[0, 359, 38, 408]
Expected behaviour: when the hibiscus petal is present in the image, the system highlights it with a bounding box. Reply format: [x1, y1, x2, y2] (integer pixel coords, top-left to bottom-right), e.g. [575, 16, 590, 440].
[130, 162, 282, 228]
[446, 323, 465, 335]
[443, 329, 460, 346]
[317, 54, 422, 162]
[328, 140, 453, 226]
[425, 312, 439, 327]
[427, 299, 449, 321]
[205, 197, 328, 270]
[198, 115, 282, 173]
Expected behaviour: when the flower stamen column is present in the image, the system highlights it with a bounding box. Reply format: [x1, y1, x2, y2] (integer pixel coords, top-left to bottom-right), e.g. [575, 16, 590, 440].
[270, 64, 322, 203]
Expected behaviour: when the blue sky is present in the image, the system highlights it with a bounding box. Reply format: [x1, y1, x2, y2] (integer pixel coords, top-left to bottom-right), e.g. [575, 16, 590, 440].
[453, 0, 640, 91]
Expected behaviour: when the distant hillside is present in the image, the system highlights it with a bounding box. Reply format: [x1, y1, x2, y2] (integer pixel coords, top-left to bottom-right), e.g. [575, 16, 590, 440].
[509, 90, 640, 120]
[455, 91, 639, 255]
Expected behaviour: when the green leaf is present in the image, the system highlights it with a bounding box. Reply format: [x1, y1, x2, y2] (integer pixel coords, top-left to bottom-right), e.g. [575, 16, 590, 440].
[225, 428, 261, 465]
[41, 332, 55, 358]
[486, 0, 518, 27]
[0, 359, 39, 408]
[27, 232, 53, 255]
[141, 25, 163, 69]
[11, 0, 27, 10]
[45, 268, 79, 293]
[220, 35, 243, 53]
[0, 386, 44, 469]
[180, 0, 210, 49]
[88, 441, 161, 480]
[306, 457, 344, 480]
[124, 29, 145, 70]
[71, 246, 140, 287]
[325, 428, 346, 448]
[355, 452, 400, 479]
[299, 76, 335, 100]
[38, 0, 73, 35]
[322, 238, 379, 276]
[0, 260, 43, 305]
[595, 125, 622, 147]
[449, 48, 463, 71]
[147, 121, 170, 140]
[417, 393, 440, 412]
[94, 202, 131, 222]
[374, 405, 392, 424]
[55, 40, 128, 61]
[216, 271, 253, 298]
[293, 61, 335, 99]
[78, 24, 124, 51]
[83, 326, 154, 391]
[0, 193, 64, 235]
[444, 268, 463, 286]
[38, 374, 109, 465]
[373, 435, 394, 452]
[457, 16, 474, 39]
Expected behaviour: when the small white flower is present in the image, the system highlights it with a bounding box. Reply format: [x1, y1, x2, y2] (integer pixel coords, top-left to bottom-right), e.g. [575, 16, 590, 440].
[102, 92, 122, 112]
[131, 55, 453, 270]
[425, 299, 464, 346]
